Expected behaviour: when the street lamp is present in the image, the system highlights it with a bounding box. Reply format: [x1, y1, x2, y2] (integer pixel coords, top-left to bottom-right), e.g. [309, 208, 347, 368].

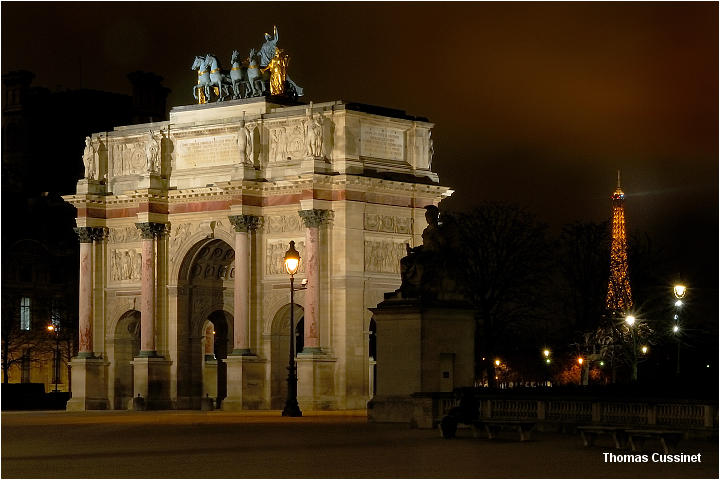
[625, 315, 638, 382]
[672, 284, 686, 376]
[47, 324, 60, 392]
[282, 241, 302, 417]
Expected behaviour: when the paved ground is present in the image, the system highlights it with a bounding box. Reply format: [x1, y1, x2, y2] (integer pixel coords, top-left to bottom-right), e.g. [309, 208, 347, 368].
[2, 411, 717, 478]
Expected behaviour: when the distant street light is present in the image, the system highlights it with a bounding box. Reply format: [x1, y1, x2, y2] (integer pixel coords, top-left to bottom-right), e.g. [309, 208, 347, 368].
[672, 284, 686, 376]
[641, 346, 648, 354]
[282, 241, 302, 417]
[625, 315, 638, 382]
[46, 324, 60, 392]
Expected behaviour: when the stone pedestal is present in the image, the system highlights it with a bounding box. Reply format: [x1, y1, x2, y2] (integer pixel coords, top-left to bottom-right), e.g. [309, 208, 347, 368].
[231, 164, 258, 181]
[297, 353, 336, 410]
[300, 156, 332, 174]
[136, 174, 165, 190]
[222, 355, 266, 410]
[132, 357, 172, 409]
[76, 179, 105, 195]
[66, 357, 109, 411]
[368, 298, 475, 423]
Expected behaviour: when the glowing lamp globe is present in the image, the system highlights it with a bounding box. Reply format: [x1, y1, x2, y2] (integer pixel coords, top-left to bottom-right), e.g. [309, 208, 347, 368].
[284, 241, 301, 276]
[625, 315, 636, 326]
[673, 284, 686, 299]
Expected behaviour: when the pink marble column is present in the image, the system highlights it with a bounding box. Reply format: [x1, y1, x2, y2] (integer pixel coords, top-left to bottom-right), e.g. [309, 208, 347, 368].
[228, 215, 260, 355]
[136, 222, 164, 357]
[299, 210, 333, 353]
[74, 227, 96, 357]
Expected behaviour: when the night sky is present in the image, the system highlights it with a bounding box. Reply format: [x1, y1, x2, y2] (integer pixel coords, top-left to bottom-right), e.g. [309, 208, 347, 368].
[3, 2, 717, 287]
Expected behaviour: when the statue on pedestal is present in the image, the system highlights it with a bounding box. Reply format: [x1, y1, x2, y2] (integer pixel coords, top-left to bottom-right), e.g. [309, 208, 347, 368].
[145, 130, 161, 174]
[83, 137, 97, 180]
[237, 113, 254, 165]
[304, 103, 323, 157]
[395, 205, 463, 302]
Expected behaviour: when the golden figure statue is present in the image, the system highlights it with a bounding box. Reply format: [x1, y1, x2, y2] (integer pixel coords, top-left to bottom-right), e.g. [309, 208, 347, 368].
[262, 48, 288, 96]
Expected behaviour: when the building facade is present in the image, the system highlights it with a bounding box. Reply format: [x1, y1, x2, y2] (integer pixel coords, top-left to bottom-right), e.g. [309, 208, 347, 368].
[63, 98, 451, 410]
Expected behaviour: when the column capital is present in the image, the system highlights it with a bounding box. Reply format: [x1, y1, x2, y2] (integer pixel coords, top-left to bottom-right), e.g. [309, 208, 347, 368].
[299, 209, 333, 229]
[74, 226, 105, 243]
[135, 222, 167, 239]
[228, 215, 262, 233]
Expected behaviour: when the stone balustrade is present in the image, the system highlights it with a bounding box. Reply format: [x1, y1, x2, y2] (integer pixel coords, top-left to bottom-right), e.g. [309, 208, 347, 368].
[403, 392, 718, 431]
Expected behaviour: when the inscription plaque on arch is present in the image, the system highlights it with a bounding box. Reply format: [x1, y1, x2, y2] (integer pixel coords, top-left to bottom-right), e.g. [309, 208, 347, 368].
[360, 124, 405, 162]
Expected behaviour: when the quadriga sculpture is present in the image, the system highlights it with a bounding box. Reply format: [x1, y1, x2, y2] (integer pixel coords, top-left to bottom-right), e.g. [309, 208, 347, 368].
[204, 53, 232, 102]
[246, 48, 265, 97]
[191, 56, 211, 103]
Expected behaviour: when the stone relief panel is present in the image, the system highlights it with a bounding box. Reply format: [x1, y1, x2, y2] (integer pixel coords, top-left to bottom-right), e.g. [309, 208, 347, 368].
[108, 225, 142, 244]
[266, 240, 305, 275]
[364, 239, 408, 274]
[111, 141, 148, 177]
[264, 214, 304, 234]
[364, 214, 412, 234]
[168, 222, 198, 257]
[111, 248, 142, 281]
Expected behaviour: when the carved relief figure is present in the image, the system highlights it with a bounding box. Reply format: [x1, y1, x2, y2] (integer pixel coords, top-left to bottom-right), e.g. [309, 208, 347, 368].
[108, 225, 142, 243]
[269, 127, 287, 163]
[237, 116, 254, 165]
[428, 130, 434, 170]
[305, 107, 323, 157]
[111, 248, 142, 281]
[112, 144, 123, 176]
[266, 240, 305, 274]
[364, 240, 406, 274]
[145, 130, 161, 174]
[82, 137, 97, 180]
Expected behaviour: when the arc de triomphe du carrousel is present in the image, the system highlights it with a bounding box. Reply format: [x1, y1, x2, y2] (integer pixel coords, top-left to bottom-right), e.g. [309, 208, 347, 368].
[62, 33, 452, 411]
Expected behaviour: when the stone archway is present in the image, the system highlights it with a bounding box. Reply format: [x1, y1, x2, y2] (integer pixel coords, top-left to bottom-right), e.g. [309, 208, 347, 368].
[176, 238, 235, 409]
[270, 303, 304, 409]
[113, 310, 140, 410]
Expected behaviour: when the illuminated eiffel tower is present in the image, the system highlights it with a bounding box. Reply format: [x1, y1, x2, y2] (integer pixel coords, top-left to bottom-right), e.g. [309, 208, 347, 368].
[605, 170, 633, 314]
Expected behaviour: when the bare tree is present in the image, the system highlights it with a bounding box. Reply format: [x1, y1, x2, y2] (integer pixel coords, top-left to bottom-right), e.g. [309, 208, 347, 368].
[446, 203, 552, 387]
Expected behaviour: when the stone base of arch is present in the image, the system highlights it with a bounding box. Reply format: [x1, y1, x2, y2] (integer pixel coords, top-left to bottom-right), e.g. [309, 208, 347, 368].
[66, 357, 109, 411]
[132, 357, 173, 410]
[222, 355, 267, 410]
[297, 353, 337, 411]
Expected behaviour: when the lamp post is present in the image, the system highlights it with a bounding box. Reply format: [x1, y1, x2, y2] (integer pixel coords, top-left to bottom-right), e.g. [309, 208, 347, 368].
[46, 324, 60, 392]
[673, 284, 686, 376]
[282, 241, 302, 417]
[625, 315, 637, 382]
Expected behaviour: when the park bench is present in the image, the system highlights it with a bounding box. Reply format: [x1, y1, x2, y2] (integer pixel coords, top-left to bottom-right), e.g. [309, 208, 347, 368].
[471, 419, 537, 441]
[577, 425, 629, 449]
[626, 429, 684, 454]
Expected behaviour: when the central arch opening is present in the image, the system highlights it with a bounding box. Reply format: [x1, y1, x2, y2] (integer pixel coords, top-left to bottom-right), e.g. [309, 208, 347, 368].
[176, 237, 235, 409]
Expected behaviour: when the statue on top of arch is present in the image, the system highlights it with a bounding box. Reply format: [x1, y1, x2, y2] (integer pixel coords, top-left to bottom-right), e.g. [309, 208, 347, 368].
[191, 25, 304, 104]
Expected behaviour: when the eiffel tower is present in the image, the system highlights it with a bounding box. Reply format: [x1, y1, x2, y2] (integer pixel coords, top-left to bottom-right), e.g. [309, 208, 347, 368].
[606, 170, 633, 314]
